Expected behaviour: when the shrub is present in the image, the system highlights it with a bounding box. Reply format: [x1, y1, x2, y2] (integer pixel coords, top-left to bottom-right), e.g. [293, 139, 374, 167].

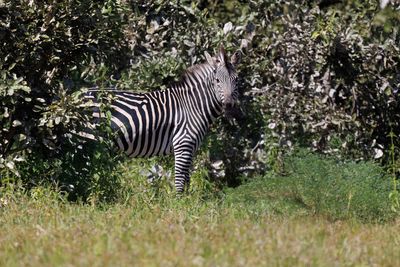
[241, 0, 400, 160]
[0, 0, 130, 199]
[225, 150, 396, 222]
[285, 150, 394, 222]
[1, 0, 399, 199]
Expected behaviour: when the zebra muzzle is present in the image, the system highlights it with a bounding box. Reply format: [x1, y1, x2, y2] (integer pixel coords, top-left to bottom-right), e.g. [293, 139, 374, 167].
[224, 102, 234, 109]
[223, 98, 235, 110]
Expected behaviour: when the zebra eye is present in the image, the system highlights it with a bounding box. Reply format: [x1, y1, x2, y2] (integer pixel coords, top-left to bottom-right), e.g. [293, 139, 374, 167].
[216, 78, 220, 83]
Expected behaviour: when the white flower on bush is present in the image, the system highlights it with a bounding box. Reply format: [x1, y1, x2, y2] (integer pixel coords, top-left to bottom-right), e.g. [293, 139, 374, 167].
[380, 0, 390, 8]
[141, 164, 172, 183]
[374, 148, 384, 159]
[268, 122, 277, 129]
[0, 197, 8, 207]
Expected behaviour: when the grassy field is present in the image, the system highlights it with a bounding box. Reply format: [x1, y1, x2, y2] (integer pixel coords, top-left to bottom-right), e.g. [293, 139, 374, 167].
[1, 152, 399, 267]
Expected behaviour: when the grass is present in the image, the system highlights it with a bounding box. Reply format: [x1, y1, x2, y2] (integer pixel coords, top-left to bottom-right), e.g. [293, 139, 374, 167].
[225, 150, 396, 223]
[0, 151, 399, 266]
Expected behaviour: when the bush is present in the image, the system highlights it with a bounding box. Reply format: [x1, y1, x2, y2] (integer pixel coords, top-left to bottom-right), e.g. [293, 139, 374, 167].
[0, 0, 265, 196]
[225, 150, 396, 223]
[0, 0, 130, 199]
[1, 0, 399, 199]
[285, 150, 394, 222]
[242, 0, 400, 160]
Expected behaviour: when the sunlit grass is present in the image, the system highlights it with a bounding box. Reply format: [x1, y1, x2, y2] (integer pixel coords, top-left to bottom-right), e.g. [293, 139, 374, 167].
[0, 151, 399, 266]
[1, 191, 399, 267]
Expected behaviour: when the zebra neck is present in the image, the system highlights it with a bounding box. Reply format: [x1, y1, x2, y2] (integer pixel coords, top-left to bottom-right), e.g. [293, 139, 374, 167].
[176, 64, 223, 123]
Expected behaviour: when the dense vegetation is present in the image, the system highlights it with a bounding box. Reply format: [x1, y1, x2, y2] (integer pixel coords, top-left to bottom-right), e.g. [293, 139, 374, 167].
[0, 1, 399, 202]
[1, 1, 399, 265]
[1, 152, 399, 266]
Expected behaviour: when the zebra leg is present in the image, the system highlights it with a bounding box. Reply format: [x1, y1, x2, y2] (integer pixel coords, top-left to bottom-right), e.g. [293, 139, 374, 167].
[173, 147, 194, 194]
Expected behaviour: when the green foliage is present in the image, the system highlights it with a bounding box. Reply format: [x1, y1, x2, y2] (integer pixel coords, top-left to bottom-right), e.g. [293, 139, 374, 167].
[225, 150, 396, 223]
[286, 150, 394, 222]
[388, 129, 400, 212]
[1, 148, 399, 266]
[0, 71, 31, 177]
[239, 0, 400, 160]
[1, 0, 399, 199]
[112, 154, 220, 206]
[0, 0, 130, 198]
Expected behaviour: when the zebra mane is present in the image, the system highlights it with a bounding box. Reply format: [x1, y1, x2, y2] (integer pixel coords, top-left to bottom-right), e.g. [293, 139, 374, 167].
[184, 62, 213, 74]
[177, 60, 235, 86]
[177, 62, 214, 86]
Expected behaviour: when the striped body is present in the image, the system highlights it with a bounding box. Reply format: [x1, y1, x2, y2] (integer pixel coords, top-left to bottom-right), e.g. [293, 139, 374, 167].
[84, 47, 240, 193]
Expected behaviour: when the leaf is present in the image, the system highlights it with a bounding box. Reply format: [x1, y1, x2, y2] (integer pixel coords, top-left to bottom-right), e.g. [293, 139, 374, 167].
[12, 120, 22, 127]
[223, 22, 233, 35]
[373, 148, 383, 159]
[8, 62, 16, 71]
[20, 85, 31, 93]
[183, 40, 195, 47]
[13, 156, 25, 162]
[5, 161, 15, 170]
[380, 0, 390, 9]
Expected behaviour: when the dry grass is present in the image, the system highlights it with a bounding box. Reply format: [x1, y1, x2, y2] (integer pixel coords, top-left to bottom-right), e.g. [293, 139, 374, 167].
[1, 152, 398, 266]
[1, 191, 399, 267]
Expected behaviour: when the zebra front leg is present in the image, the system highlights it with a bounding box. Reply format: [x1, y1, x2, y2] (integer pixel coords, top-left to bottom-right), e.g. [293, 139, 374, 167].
[173, 147, 194, 194]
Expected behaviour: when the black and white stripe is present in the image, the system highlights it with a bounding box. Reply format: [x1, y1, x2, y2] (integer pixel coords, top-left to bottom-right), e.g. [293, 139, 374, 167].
[83, 46, 241, 193]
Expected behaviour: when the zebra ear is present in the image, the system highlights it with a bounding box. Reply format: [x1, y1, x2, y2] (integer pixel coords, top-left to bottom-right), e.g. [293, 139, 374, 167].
[231, 50, 242, 66]
[217, 45, 228, 64]
[204, 51, 216, 65]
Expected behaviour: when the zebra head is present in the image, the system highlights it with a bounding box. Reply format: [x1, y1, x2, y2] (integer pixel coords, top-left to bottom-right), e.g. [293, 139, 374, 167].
[205, 46, 241, 110]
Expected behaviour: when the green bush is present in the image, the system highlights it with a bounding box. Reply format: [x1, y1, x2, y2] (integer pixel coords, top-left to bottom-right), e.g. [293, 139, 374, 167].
[225, 150, 396, 222]
[286, 150, 394, 222]
[223, 0, 399, 160]
[0, 0, 264, 196]
[0, 0, 130, 199]
[1, 0, 399, 199]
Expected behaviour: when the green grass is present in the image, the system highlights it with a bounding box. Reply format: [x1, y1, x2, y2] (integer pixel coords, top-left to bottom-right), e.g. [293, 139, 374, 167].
[225, 150, 396, 223]
[0, 151, 399, 266]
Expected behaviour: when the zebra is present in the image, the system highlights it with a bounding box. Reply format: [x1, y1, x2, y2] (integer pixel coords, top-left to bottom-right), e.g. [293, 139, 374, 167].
[82, 46, 241, 193]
